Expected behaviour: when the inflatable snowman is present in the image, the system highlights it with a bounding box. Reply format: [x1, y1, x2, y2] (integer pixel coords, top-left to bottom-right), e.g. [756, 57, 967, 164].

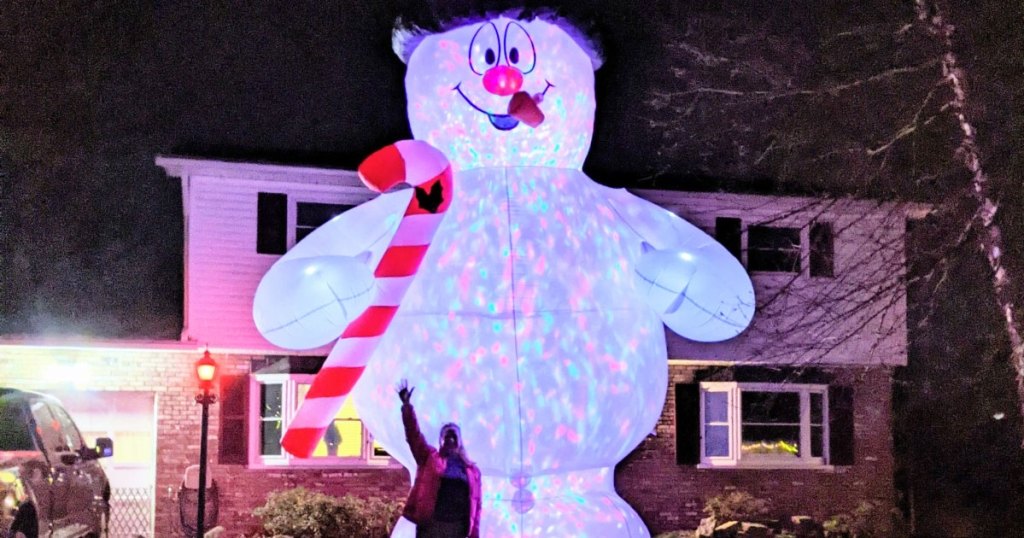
[253, 12, 754, 538]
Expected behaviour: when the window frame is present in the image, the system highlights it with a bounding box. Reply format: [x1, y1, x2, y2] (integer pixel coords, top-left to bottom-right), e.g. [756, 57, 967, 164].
[247, 373, 392, 469]
[293, 201, 356, 245]
[698, 382, 832, 469]
[714, 217, 836, 279]
[256, 192, 359, 255]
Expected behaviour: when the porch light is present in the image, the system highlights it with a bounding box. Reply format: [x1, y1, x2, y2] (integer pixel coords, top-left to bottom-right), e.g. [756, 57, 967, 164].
[193, 349, 218, 537]
[195, 349, 218, 390]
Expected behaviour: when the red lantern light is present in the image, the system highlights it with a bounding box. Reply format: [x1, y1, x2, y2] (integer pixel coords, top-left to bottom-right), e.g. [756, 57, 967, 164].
[195, 350, 218, 391]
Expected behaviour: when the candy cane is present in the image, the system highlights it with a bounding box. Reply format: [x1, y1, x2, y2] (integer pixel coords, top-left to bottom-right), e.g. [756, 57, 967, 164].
[281, 140, 453, 458]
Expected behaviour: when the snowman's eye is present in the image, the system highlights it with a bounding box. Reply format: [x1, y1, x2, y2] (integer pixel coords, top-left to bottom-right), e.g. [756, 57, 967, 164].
[504, 22, 536, 74]
[469, 22, 501, 76]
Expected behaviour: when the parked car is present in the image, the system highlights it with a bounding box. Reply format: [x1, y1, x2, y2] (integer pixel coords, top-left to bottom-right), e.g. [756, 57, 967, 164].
[0, 388, 112, 538]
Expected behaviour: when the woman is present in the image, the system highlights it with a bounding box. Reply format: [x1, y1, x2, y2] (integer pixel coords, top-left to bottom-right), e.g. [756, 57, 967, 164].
[397, 380, 482, 538]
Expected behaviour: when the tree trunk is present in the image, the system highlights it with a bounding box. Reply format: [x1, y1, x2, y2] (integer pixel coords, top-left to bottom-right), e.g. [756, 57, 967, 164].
[916, 0, 1024, 441]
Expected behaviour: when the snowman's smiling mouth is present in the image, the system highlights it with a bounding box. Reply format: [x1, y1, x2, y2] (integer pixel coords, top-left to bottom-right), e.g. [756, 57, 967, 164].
[454, 82, 554, 131]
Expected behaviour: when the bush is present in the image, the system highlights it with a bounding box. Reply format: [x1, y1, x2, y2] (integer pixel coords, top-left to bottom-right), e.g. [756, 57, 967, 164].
[823, 501, 879, 538]
[252, 487, 403, 538]
[702, 490, 771, 523]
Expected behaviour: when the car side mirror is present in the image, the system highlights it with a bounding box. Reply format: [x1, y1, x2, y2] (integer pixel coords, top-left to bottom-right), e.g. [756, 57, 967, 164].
[94, 437, 114, 459]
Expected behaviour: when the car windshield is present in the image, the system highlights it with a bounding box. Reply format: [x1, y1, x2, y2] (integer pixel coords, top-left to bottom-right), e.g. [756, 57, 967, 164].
[0, 399, 36, 451]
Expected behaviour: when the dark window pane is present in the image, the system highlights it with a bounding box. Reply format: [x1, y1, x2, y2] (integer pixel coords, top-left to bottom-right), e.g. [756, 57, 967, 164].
[748, 226, 800, 272]
[705, 425, 730, 457]
[0, 401, 34, 450]
[257, 192, 288, 255]
[50, 405, 85, 449]
[704, 391, 728, 423]
[811, 425, 824, 458]
[742, 391, 799, 424]
[261, 384, 282, 419]
[811, 392, 824, 424]
[30, 401, 65, 452]
[296, 202, 354, 242]
[715, 217, 742, 262]
[260, 419, 282, 456]
[373, 443, 390, 458]
[741, 425, 801, 457]
[810, 222, 835, 277]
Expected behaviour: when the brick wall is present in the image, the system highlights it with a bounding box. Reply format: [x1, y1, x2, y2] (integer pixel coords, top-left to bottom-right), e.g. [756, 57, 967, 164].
[0, 345, 895, 536]
[616, 363, 896, 534]
[149, 352, 411, 537]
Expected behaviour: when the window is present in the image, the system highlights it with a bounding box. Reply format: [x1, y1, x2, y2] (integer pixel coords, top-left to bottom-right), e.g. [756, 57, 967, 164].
[712, 217, 837, 277]
[748, 226, 801, 273]
[698, 382, 829, 468]
[256, 193, 354, 254]
[248, 374, 388, 467]
[296, 202, 354, 243]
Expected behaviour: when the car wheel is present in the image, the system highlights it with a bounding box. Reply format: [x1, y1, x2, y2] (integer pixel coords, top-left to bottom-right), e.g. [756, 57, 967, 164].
[11, 505, 39, 538]
[86, 504, 110, 538]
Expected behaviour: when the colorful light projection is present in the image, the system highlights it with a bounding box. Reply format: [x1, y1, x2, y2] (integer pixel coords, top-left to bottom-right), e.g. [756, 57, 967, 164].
[253, 14, 754, 538]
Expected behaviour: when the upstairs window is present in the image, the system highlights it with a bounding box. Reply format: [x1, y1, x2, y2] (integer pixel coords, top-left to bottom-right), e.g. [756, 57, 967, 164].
[747, 226, 801, 273]
[713, 217, 836, 277]
[255, 193, 354, 254]
[295, 202, 354, 243]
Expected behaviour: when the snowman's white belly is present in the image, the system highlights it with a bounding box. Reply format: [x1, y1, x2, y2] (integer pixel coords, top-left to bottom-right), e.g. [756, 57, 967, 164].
[352, 167, 668, 476]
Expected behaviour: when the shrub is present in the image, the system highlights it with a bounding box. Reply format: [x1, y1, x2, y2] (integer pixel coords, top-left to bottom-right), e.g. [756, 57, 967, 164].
[823, 501, 879, 538]
[252, 487, 403, 538]
[702, 490, 771, 523]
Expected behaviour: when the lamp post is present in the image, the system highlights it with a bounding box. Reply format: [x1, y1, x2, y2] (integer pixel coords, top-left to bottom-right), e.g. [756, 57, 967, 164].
[194, 350, 218, 538]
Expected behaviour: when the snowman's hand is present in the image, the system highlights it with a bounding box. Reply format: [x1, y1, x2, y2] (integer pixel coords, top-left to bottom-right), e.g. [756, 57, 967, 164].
[253, 253, 375, 349]
[634, 244, 698, 315]
[635, 243, 755, 343]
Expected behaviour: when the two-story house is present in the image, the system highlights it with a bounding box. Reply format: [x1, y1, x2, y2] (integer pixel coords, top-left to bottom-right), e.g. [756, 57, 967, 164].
[0, 155, 915, 536]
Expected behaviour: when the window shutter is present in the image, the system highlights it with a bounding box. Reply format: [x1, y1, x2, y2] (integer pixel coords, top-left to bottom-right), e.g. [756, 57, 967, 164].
[810, 221, 835, 277]
[675, 383, 701, 465]
[829, 385, 855, 465]
[218, 375, 248, 465]
[256, 192, 288, 255]
[715, 217, 743, 262]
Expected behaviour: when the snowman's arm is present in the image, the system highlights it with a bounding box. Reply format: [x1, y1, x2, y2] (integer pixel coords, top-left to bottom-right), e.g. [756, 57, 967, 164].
[252, 191, 413, 350]
[603, 186, 756, 343]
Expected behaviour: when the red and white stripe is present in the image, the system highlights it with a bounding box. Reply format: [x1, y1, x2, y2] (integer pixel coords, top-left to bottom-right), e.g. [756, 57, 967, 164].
[281, 140, 452, 458]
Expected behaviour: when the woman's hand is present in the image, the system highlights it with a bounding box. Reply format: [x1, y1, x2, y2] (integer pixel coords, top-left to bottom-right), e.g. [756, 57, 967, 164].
[396, 379, 415, 404]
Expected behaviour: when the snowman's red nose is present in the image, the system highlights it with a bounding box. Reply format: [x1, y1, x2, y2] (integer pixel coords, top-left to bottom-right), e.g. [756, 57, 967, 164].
[483, 66, 523, 96]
